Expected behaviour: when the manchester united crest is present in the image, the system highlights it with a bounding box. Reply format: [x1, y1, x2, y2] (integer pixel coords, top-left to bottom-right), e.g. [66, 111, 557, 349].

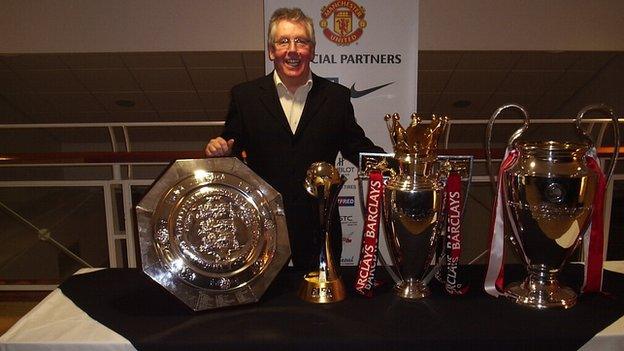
[320, 0, 367, 46]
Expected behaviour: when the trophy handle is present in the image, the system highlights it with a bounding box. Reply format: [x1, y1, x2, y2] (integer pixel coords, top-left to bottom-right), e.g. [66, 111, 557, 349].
[576, 104, 620, 183]
[485, 104, 530, 193]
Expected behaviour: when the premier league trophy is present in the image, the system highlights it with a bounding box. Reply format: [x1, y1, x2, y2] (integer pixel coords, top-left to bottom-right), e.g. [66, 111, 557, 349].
[485, 103, 619, 308]
[298, 162, 348, 303]
[380, 113, 449, 299]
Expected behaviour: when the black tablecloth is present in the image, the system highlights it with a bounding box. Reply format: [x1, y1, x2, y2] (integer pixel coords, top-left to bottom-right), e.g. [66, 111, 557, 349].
[60, 265, 624, 351]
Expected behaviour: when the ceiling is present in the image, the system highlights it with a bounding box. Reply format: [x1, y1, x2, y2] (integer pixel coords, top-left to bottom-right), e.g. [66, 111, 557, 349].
[0, 50, 622, 151]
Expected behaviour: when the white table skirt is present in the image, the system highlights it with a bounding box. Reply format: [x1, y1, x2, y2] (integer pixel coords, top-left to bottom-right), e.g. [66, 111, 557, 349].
[2, 264, 624, 351]
[0, 268, 135, 351]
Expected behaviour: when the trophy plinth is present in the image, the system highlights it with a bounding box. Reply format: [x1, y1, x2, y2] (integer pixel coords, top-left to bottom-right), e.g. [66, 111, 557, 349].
[298, 162, 347, 304]
[298, 271, 347, 303]
[506, 270, 578, 309]
[394, 279, 431, 299]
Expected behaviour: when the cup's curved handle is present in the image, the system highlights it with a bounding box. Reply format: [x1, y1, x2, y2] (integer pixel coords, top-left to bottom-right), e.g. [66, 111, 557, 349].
[576, 104, 620, 183]
[485, 104, 530, 194]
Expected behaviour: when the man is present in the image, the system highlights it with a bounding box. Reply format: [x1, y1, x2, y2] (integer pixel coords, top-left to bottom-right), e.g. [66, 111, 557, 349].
[205, 7, 383, 270]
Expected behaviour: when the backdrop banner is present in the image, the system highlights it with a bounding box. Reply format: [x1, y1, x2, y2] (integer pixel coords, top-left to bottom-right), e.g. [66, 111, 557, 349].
[264, 0, 419, 265]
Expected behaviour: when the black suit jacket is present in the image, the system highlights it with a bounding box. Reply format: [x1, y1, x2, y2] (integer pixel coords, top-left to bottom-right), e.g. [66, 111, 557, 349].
[221, 72, 383, 269]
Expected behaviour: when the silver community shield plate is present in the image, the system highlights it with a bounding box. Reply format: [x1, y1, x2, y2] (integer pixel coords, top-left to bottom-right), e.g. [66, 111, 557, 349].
[136, 158, 290, 311]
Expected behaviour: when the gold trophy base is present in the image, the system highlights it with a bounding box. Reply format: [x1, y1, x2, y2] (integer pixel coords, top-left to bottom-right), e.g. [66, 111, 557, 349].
[394, 279, 430, 299]
[298, 271, 346, 303]
[506, 276, 577, 309]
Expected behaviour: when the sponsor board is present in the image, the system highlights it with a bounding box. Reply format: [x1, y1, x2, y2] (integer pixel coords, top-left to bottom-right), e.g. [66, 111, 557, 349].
[338, 196, 355, 206]
[264, 0, 419, 264]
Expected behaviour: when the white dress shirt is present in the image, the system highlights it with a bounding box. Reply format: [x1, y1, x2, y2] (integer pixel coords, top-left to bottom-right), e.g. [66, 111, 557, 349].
[273, 71, 313, 134]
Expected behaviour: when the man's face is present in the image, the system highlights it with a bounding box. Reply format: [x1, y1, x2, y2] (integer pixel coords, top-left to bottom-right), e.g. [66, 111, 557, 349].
[269, 20, 314, 87]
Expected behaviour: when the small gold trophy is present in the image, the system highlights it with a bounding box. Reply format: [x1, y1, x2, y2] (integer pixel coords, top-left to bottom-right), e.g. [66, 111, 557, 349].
[298, 162, 347, 303]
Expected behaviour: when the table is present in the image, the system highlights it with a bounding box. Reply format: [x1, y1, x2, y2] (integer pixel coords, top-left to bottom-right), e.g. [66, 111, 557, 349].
[2, 263, 624, 351]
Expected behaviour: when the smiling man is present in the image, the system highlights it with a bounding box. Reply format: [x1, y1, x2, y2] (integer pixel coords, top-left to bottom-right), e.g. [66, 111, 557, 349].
[205, 8, 383, 270]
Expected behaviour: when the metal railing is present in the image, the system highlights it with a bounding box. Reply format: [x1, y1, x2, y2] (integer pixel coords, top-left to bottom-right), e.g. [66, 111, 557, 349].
[0, 117, 621, 290]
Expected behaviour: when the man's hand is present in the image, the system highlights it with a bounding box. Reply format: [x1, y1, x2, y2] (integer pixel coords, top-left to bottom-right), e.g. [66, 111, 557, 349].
[205, 137, 234, 157]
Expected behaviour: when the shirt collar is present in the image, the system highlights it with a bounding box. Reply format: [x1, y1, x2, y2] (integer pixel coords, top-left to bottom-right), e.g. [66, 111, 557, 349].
[273, 71, 313, 94]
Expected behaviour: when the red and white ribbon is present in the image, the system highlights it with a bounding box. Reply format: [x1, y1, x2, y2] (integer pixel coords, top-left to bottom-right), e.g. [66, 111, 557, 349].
[582, 154, 607, 293]
[442, 171, 469, 295]
[484, 149, 518, 297]
[355, 170, 383, 297]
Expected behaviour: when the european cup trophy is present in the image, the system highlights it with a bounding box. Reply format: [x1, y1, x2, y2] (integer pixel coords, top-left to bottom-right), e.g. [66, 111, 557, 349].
[485, 103, 619, 308]
[381, 113, 448, 299]
[298, 162, 347, 303]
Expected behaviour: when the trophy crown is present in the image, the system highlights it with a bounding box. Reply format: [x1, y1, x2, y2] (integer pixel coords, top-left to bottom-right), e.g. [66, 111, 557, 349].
[384, 113, 448, 157]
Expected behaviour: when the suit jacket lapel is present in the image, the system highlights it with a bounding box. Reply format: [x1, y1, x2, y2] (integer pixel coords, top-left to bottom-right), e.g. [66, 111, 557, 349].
[294, 74, 327, 139]
[258, 73, 293, 136]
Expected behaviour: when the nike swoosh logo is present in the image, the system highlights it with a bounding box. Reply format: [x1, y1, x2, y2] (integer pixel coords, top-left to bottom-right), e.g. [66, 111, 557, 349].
[350, 82, 394, 98]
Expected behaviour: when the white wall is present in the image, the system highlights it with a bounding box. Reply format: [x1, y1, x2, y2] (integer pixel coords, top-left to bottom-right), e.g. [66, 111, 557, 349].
[0, 0, 265, 52]
[419, 0, 624, 50]
[1, 0, 624, 53]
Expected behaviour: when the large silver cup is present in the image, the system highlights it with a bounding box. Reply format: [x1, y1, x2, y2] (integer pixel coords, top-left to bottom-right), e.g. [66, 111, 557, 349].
[381, 113, 448, 299]
[486, 104, 619, 309]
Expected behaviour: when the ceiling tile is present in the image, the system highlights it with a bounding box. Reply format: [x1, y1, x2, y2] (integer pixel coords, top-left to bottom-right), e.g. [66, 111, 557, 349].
[246, 66, 266, 81]
[447, 124, 486, 144]
[416, 93, 439, 114]
[418, 70, 452, 93]
[129, 126, 217, 144]
[204, 109, 229, 121]
[198, 91, 230, 110]
[106, 111, 160, 122]
[566, 69, 623, 105]
[0, 70, 32, 94]
[433, 93, 490, 117]
[94, 92, 155, 111]
[514, 52, 579, 70]
[445, 70, 508, 93]
[549, 70, 595, 94]
[242, 51, 265, 67]
[49, 128, 112, 144]
[146, 92, 204, 111]
[122, 53, 184, 68]
[131, 68, 194, 91]
[18, 70, 84, 92]
[0, 98, 26, 123]
[456, 51, 517, 70]
[158, 110, 209, 121]
[41, 93, 105, 113]
[73, 69, 140, 92]
[498, 70, 563, 94]
[569, 52, 615, 71]
[189, 68, 246, 90]
[52, 111, 111, 123]
[19, 112, 62, 124]
[182, 52, 244, 68]
[532, 93, 571, 116]
[603, 53, 624, 72]
[418, 51, 462, 70]
[479, 93, 542, 115]
[2, 93, 58, 114]
[3, 54, 66, 70]
[59, 54, 125, 69]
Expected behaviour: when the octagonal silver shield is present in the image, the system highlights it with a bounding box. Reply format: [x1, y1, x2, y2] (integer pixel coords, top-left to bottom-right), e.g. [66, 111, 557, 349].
[136, 157, 290, 311]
